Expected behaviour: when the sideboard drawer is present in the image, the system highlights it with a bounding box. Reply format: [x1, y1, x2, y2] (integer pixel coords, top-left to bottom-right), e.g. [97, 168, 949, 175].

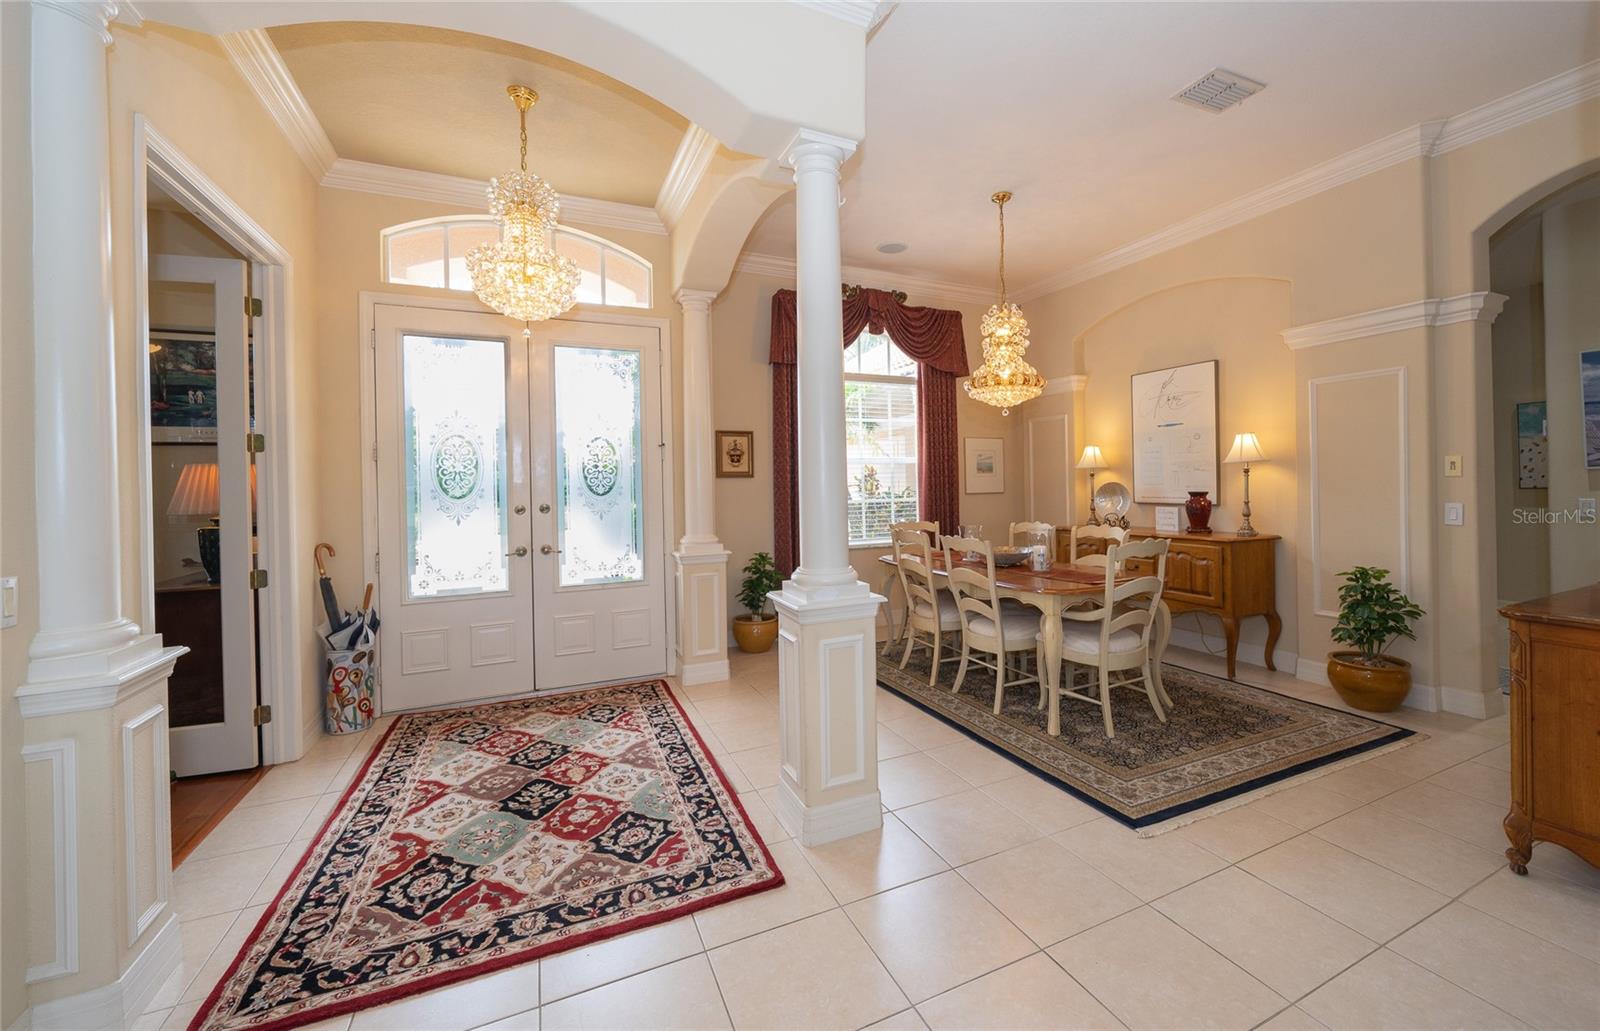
[1164, 542, 1224, 606]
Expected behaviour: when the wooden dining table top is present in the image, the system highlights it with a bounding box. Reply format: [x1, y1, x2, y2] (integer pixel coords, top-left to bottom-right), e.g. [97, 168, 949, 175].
[874, 552, 1131, 597]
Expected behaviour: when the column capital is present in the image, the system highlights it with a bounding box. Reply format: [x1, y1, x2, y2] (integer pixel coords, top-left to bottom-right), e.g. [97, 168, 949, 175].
[783, 128, 858, 174]
[32, 1, 122, 45]
[674, 288, 718, 312]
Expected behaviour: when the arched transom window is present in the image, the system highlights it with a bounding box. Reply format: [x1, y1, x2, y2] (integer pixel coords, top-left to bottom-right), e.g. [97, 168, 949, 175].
[382, 216, 652, 309]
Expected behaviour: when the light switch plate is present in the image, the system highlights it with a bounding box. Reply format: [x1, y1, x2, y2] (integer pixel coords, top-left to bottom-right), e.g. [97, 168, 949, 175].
[1444, 455, 1463, 477]
[0, 576, 16, 629]
[1444, 502, 1465, 526]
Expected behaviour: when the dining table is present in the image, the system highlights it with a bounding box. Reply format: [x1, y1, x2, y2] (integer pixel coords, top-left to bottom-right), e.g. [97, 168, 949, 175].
[875, 552, 1173, 736]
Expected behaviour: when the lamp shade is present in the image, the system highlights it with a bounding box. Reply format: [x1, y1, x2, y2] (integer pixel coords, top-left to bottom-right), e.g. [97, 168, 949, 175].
[1223, 433, 1269, 464]
[1076, 445, 1109, 471]
[166, 463, 256, 518]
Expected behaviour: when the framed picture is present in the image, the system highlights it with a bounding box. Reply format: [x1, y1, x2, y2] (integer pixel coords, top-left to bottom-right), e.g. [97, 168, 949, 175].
[149, 330, 220, 443]
[716, 430, 754, 478]
[1516, 401, 1548, 488]
[964, 437, 1005, 494]
[1583, 350, 1600, 470]
[1130, 359, 1219, 505]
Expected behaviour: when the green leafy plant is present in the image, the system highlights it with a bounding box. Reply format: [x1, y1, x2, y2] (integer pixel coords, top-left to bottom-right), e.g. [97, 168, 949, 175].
[1330, 566, 1424, 666]
[738, 552, 783, 620]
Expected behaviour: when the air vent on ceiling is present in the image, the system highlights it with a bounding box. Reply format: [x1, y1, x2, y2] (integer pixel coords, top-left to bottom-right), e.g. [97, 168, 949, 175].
[1173, 68, 1266, 113]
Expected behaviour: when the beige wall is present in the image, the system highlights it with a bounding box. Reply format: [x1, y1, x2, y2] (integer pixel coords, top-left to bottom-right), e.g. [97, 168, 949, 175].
[710, 266, 1023, 627]
[1491, 284, 1551, 606]
[1541, 195, 1600, 592]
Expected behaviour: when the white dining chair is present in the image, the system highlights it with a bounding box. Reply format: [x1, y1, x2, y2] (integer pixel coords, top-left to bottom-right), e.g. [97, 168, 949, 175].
[1008, 521, 1056, 546]
[1068, 523, 1128, 570]
[885, 520, 941, 646]
[893, 525, 961, 685]
[942, 534, 1044, 715]
[1039, 537, 1170, 738]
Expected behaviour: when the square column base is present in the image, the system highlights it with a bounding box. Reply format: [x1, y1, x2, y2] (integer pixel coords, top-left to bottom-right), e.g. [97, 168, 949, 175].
[674, 549, 731, 687]
[770, 586, 884, 846]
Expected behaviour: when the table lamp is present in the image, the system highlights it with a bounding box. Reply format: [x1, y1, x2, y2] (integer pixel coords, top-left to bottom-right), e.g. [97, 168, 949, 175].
[1076, 445, 1109, 525]
[1222, 433, 1269, 537]
[167, 463, 256, 583]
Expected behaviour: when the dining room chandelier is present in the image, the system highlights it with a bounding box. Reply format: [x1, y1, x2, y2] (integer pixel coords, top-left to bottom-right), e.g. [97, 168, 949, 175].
[466, 85, 580, 325]
[965, 190, 1045, 415]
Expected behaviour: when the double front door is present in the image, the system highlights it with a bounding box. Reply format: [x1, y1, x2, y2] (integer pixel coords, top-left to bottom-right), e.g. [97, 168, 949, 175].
[373, 304, 667, 712]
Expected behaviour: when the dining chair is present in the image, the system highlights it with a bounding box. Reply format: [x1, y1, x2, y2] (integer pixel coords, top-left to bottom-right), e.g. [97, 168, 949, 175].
[1008, 521, 1056, 546]
[893, 525, 961, 685]
[941, 534, 1044, 715]
[1068, 523, 1128, 570]
[885, 521, 940, 646]
[1039, 537, 1170, 738]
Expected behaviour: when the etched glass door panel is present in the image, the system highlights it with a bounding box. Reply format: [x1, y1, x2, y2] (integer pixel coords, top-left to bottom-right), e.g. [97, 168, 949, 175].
[553, 345, 643, 587]
[402, 334, 510, 600]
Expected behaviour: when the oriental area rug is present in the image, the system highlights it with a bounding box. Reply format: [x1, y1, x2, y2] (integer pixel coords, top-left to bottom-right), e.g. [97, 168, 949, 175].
[190, 681, 782, 1031]
[878, 645, 1417, 833]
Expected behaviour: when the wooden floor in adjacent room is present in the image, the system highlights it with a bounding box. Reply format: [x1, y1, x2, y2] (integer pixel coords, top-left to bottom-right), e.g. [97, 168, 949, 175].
[170, 766, 265, 867]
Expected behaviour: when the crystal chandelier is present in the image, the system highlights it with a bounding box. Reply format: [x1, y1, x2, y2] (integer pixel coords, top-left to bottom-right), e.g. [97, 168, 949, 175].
[466, 85, 580, 325]
[965, 190, 1045, 415]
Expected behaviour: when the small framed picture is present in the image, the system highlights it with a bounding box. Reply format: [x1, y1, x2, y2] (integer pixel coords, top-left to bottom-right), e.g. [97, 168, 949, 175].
[716, 430, 754, 478]
[1154, 506, 1182, 533]
[964, 437, 1005, 494]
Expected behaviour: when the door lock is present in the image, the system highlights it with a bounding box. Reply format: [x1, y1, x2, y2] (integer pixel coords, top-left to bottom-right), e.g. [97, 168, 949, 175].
[513, 504, 527, 515]
[540, 544, 561, 555]
[538, 503, 551, 514]
[507, 546, 529, 557]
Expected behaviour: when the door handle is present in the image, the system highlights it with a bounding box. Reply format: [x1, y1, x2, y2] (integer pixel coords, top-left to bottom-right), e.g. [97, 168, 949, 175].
[507, 546, 529, 558]
[540, 544, 561, 555]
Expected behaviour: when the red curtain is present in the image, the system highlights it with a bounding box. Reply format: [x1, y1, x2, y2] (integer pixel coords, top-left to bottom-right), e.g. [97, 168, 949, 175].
[769, 287, 969, 576]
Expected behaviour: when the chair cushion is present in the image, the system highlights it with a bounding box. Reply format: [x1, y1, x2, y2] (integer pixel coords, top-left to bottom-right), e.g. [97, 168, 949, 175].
[965, 607, 1042, 642]
[911, 592, 962, 631]
[1053, 622, 1145, 654]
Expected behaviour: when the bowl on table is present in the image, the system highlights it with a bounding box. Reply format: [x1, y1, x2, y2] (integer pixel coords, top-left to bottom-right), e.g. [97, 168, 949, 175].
[991, 546, 1033, 567]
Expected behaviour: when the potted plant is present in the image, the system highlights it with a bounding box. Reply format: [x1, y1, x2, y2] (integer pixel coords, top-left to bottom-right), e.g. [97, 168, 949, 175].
[732, 551, 783, 653]
[1327, 566, 1425, 712]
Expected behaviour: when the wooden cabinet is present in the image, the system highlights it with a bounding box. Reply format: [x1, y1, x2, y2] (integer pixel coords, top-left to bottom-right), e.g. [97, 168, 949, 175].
[1058, 527, 1281, 679]
[1500, 586, 1600, 876]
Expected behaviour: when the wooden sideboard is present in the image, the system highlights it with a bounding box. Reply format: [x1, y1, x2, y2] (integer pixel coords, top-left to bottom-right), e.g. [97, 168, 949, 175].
[1500, 586, 1600, 876]
[1057, 526, 1281, 679]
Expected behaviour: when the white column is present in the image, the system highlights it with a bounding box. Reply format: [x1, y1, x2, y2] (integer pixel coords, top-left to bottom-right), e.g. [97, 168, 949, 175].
[673, 288, 731, 686]
[770, 130, 883, 846]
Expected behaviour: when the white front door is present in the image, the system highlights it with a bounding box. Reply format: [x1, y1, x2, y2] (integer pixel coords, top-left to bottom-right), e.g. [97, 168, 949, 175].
[373, 304, 668, 712]
[155, 254, 260, 776]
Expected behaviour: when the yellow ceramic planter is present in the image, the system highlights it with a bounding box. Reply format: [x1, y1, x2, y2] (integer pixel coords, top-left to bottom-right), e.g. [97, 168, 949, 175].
[1326, 651, 1411, 712]
[732, 615, 778, 654]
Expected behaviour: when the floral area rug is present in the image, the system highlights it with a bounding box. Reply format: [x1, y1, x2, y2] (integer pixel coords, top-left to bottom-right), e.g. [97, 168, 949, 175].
[191, 681, 782, 1031]
[879, 645, 1416, 832]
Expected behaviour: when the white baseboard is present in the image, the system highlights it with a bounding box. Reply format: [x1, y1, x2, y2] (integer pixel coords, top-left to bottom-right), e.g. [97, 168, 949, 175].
[31, 912, 179, 1031]
[679, 658, 731, 687]
[773, 780, 884, 846]
[1168, 624, 1297, 676]
[7, 1008, 32, 1031]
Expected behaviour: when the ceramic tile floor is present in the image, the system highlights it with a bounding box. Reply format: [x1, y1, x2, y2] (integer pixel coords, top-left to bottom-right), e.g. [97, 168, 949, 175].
[145, 647, 1600, 1030]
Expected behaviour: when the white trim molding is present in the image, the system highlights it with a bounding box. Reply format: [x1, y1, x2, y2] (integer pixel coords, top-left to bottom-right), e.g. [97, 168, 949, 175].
[29, 913, 179, 1031]
[734, 251, 992, 306]
[1038, 374, 1088, 397]
[789, 0, 896, 30]
[21, 739, 78, 985]
[655, 124, 718, 229]
[1282, 292, 1508, 349]
[1431, 58, 1600, 155]
[217, 29, 337, 180]
[122, 704, 171, 947]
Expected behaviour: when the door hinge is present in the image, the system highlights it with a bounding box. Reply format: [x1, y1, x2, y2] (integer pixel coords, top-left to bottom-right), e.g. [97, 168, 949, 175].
[248, 568, 269, 590]
[248, 296, 263, 318]
[246, 432, 266, 454]
[371, 442, 378, 463]
[374, 552, 381, 574]
[252, 704, 272, 727]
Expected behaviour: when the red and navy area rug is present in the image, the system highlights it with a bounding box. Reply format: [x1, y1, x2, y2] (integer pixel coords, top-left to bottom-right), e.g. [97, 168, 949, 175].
[190, 680, 782, 1031]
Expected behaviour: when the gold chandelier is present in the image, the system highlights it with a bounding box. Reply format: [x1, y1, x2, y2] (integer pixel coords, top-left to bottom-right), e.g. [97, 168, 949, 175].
[466, 85, 580, 325]
[965, 190, 1045, 415]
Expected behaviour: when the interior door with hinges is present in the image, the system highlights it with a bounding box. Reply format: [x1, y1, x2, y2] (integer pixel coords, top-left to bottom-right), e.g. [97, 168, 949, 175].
[374, 304, 537, 711]
[528, 319, 667, 688]
[154, 254, 261, 776]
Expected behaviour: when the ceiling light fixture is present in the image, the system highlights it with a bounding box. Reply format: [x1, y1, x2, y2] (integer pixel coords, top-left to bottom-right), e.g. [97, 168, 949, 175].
[876, 242, 908, 254]
[466, 85, 579, 327]
[965, 190, 1045, 415]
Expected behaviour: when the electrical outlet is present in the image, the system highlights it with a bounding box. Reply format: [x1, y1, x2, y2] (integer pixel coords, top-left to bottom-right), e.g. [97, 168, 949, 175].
[1444, 455, 1463, 477]
[0, 576, 17, 629]
[1444, 502, 1464, 526]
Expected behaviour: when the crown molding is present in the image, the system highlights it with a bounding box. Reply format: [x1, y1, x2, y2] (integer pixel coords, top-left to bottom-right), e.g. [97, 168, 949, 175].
[788, 0, 895, 29]
[1282, 291, 1508, 350]
[217, 29, 337, 180]
[320, 158, 667, 235]
[1015, 59, 1600, 303]
[1039, 374, 1088, 396]
[734, 251, 993, 306]
[656, 124, 719, 230]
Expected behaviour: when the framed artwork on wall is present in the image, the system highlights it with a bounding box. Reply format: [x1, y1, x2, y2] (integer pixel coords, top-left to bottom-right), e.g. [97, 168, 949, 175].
[716, 430, 754, 478]
[1130, 359, 1219, 505]
[1516, 401, 1548, 488]
[1583, 350, 1600, 470]
[964, 437, 1005, 494]
[149, 329, 222, 443]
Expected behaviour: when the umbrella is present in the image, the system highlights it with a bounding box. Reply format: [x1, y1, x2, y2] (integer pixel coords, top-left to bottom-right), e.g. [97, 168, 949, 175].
[314, 542, 341, 628]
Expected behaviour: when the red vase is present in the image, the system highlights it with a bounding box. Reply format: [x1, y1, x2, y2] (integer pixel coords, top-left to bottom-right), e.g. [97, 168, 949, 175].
[1184, 491, 1214, 533]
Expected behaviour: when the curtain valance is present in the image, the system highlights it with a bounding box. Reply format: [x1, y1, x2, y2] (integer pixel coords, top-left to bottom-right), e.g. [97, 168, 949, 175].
[768, 288, 970, 376]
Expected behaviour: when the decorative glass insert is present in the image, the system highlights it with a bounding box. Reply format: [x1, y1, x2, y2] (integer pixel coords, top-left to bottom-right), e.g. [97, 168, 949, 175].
[844, 330, 919, 546]
[402, 334, 510, 599]
[554, 345, 644, 586]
